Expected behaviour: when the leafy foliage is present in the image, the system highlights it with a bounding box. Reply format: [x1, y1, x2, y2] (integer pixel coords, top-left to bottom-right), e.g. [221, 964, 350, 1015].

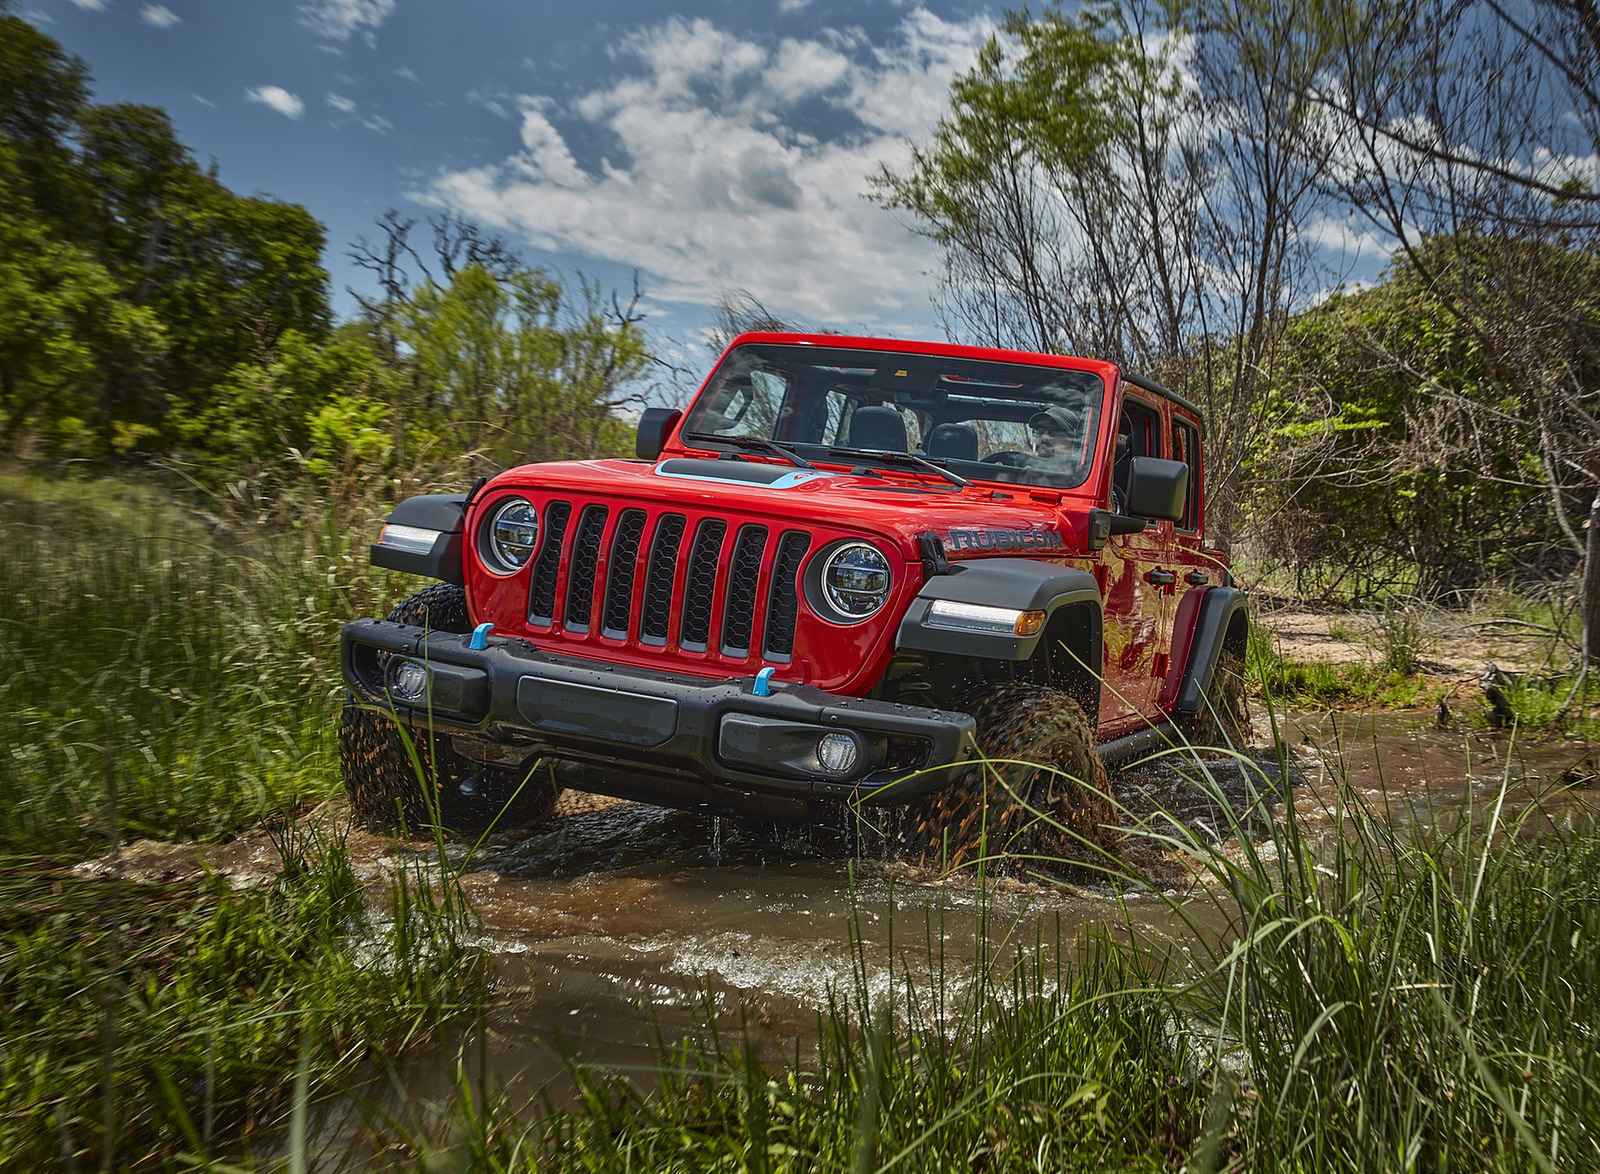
[0, 14, 650, 481]
[1251, 237, 1600, 598]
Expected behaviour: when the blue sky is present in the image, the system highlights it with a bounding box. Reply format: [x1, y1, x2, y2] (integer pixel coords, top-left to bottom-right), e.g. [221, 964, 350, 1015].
[24, 0, 1001, 355]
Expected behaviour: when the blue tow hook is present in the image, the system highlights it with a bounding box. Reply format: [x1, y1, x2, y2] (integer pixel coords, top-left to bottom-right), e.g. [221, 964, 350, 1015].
[752, 667, 776, 697]
[469, 622, 495, 650]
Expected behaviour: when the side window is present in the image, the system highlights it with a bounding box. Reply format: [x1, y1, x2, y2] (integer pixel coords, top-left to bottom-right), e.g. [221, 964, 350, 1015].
[1173, 418, 1201, 533]
[1114, 398, 1162, 511]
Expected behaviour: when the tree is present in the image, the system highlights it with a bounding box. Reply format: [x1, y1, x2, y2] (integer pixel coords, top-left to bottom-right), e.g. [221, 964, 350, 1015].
[392, 263, 650, 469]
[0, 14, 91, 232]
[874, 0, 1341, 544]
[1253, 240, 1578, 598]
[77, 103, 332, 449]
[0, 16, 332, 463]
[1305, 0, 1600, 670]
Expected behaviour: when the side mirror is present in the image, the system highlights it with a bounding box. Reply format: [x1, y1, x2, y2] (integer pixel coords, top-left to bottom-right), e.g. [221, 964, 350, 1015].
[636, 407, 682, 460]
[1127, 456, 1188, 521]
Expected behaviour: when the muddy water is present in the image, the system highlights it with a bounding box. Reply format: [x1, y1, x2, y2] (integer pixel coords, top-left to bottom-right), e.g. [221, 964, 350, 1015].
[88, 711, 1600, 1133]
[357, 712, 1599, 1113]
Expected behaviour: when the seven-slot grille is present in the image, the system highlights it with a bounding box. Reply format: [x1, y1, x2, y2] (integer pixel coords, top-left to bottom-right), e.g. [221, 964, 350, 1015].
[526, 501, 814, 663]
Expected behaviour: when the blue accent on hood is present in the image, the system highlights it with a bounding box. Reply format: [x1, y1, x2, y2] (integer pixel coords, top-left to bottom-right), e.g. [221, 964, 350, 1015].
[654, 459, 832, 490]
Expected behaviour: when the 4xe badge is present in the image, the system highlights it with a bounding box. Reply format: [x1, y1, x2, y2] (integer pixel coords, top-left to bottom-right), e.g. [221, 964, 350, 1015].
[946, 527, 1067, 553]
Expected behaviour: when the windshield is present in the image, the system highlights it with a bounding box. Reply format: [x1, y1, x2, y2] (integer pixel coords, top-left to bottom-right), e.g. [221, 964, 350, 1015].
[680, 343, 1106, 489]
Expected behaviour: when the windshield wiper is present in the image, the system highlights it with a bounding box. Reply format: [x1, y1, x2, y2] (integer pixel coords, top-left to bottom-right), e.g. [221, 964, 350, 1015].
[824, 447, 971, 488]
[684, 432, 816, 470]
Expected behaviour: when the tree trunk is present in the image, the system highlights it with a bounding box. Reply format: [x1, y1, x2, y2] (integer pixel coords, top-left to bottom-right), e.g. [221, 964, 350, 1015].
[1584, 488, 1600, 667]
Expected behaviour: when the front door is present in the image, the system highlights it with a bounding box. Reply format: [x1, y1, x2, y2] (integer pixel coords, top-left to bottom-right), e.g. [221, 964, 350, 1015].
[1099, 394, 1170, 730]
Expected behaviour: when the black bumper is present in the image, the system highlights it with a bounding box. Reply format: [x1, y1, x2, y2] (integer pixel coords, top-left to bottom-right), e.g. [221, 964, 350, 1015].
[341, 619, 978, 806]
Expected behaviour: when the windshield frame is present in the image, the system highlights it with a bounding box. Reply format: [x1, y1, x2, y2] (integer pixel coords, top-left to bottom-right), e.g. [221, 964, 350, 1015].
[678, 342, 1109, 491]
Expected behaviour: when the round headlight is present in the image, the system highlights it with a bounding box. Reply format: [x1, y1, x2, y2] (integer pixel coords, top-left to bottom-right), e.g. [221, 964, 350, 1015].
[482, 498, 539, 574]
[822, 542, 892, 620]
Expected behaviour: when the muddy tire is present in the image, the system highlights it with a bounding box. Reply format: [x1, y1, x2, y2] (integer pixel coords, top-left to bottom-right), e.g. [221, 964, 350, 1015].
[1182, 649, 1249, 749]
[901, 682, 1118, 873]
[339, 584, 561, 834]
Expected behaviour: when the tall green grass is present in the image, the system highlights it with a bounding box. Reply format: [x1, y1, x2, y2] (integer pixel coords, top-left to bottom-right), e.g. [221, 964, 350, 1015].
[363, 748, 1599, 1173]
[0, 468, 490, 1168]
[0, 469, 415, 852]
[0, 815, 487, 1170]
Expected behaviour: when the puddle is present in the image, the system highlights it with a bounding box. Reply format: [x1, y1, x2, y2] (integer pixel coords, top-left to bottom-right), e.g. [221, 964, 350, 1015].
[78, 711, 1600, 1151]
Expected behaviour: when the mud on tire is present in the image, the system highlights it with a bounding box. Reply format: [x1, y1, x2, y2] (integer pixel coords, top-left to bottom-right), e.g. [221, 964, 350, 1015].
[1181, 648, 1249, 749]
[901, 682, 1118, 874]
[339, 583, 560, 833]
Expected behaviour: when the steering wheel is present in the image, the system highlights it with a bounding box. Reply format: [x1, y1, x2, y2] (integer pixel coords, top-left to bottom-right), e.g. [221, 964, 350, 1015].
[980, 450, 1031, 467]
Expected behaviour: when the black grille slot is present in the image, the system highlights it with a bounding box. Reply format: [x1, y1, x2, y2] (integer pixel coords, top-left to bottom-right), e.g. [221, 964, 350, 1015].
[640, 513, 686, 645]
[564, 505, 609, 632]
[602, 509, 648, 638]
[720, 525, 769, 657]
[527, 501, 572, 625]
[762, 531, 811, 661]
[679, 520, 727, 651]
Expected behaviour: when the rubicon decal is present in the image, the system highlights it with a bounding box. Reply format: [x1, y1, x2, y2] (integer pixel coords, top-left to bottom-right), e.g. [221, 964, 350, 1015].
[946, 528, 1067, 552]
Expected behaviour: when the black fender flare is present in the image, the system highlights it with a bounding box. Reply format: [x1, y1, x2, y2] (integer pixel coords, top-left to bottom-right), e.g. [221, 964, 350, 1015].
[1169, 585, 1248, 718]
[369, 493, 468, 585]
[895, 558, 1102, 662]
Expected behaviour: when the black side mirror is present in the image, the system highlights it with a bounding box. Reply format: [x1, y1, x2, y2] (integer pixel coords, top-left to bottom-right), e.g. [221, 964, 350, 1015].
[636, 407, 683, 460]
[1127, 456, 1188, 521]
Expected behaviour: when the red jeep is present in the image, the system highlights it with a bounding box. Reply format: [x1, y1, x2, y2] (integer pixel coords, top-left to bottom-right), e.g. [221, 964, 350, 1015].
[340, 333, 1249, 865]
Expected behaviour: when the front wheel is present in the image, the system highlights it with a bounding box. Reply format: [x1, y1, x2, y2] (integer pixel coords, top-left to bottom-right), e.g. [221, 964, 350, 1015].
[900, 682, 1118, 874]
[1181, 648, 1249, 749]
[339, 584, 561, 834]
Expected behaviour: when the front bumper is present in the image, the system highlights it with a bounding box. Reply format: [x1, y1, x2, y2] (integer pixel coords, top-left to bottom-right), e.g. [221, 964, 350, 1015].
[341, 619, 978, 806]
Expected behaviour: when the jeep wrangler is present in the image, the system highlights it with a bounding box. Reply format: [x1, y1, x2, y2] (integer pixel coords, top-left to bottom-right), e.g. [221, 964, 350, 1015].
[339, 333, 1249, 865]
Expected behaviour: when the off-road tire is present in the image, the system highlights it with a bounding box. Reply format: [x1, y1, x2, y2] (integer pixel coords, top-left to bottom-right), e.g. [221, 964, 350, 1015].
[901, 682, 1118, 874]
[1182, 649, 1249, 749]
[339, 583, 561, 834]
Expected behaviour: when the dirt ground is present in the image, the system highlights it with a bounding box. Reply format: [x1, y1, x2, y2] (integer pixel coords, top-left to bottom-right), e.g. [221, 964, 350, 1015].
[1260, 601, 1566, 684]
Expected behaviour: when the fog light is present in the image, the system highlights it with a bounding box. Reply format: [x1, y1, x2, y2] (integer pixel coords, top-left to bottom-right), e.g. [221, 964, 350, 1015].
[816, 732, 859, 774]
[391, 660, 428, 702]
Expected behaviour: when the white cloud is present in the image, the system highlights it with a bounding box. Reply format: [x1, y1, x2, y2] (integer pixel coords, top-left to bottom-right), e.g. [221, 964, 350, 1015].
[140, 4, 179, 27]
[246, 85, 305, 119]
[422, 9, 990, 329]
[326, 92, 357, 113]
[1304, 215, 1396, 268]
[67, 0, 106, 9]
[778, 0, 812, 12]
[298, 0, 394, 42]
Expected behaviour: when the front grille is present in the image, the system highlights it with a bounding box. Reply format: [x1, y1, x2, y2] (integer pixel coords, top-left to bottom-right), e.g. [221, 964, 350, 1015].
[680, 520, 727, 652]
[527, 502, 572, 624]
[564, 505, 609, 633]
[602, 509, 648, 638]
[720, 525, 769, 656]
[763, 532, 811, 661]
[640, 513, 686, 645]
[525, 501, 812, 663]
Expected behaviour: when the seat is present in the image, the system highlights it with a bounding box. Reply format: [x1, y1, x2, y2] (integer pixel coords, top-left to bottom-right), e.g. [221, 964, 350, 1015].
[844, 405, 908, 452]
[924, 423, 978, 461]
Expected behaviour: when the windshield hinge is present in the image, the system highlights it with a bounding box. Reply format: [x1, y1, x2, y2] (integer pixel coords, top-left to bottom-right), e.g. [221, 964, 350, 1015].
[917, 531, 954, 577]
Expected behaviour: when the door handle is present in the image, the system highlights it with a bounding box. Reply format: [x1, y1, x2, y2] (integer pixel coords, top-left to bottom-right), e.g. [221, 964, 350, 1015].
[1145, 569, 1176, 586]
